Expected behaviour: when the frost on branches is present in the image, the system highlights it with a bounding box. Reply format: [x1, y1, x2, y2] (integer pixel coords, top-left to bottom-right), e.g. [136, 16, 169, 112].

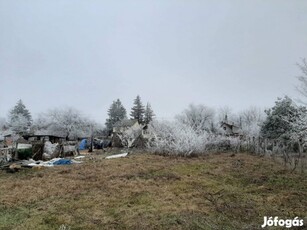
[147, 104, 245, 156]
[296, 58, 307, 104]
[240, 106, 265, 138]
[261, 96, 304, 142]
[105, 99, 127, 134]
[34, 108, 95, 140]
[175, 104, 215, 134]
[147, 120, 242, 156]
[260, 95, 307, 165]
[9, 114, 30, 133]
[147, 120, 207, 156]
[8, 100, 32, 133]
[116, 126, 142, 148]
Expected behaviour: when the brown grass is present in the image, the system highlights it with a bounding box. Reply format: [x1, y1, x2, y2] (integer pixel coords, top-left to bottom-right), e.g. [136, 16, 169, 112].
[0, 151, 306, 229]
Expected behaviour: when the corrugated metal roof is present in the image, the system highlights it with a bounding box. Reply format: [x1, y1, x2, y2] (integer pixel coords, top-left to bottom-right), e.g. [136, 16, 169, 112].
[29, 130, 66, 138]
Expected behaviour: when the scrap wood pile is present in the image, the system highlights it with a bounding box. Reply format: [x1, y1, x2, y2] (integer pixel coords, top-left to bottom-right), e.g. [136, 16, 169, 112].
[0, 140, 83, 173]
[1, 157, 84, 173]
[0, 147, 13, 165]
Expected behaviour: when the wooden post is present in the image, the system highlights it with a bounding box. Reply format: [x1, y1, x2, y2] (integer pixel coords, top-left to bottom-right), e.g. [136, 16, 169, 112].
[89, 125, 93, 153]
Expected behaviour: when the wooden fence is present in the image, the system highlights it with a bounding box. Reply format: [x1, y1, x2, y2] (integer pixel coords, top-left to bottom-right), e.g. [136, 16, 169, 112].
[0, 147, 13, 165]
[235, 137, 307, 172]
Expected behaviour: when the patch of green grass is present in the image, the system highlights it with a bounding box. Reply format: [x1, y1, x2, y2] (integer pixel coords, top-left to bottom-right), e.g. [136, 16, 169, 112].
[267, 174, 307, 190]
[0, 206, 30, 229]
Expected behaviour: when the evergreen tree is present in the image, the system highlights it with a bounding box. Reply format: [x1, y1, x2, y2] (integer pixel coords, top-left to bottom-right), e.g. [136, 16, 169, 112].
[144, 103, 155, 124]
[0, 117, 8, 131]
[260, 96, 300, 140]
[130, 95, 145, 124]
[105, 99, 127, 133]
[8, 99, 32, 133]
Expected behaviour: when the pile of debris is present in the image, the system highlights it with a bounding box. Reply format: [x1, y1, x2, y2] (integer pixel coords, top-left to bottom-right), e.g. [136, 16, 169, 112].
[0, 138, 82, 173]
[2, 157, 84, 173]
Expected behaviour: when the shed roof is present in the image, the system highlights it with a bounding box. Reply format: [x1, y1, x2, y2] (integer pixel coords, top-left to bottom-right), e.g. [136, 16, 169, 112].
[23, 130, 66, 138]
[220, 121, 239, 129]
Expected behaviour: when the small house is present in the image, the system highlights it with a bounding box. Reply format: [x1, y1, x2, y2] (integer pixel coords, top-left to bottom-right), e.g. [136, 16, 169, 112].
[220, 116, 242, 136]
[3, 132, 14, 147]
[112, 119, 150, 148]
[220, 121, 241, 135]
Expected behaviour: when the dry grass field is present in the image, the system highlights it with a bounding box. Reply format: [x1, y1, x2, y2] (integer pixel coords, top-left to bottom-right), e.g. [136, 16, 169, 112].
[0, 151, 306, 230]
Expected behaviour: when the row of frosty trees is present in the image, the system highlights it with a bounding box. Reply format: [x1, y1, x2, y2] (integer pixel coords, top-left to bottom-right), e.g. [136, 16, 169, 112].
[1, 60, 307, 159]
[0, 103, 99, 141]
[142, 59, 307, 161]
[0, 95, 154, 141]
[99, 59, 307, 160]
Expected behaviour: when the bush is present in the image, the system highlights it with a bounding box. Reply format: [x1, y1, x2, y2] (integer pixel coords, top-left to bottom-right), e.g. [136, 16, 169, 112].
[17, 148, 32, 160]
[205, 136, 241, 152]
[147, 120, 207, 156]
[147, 120, 243, 156]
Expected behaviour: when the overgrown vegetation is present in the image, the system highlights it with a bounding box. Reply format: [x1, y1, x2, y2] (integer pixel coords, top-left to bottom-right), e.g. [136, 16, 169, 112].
[0, 152, 306, 229]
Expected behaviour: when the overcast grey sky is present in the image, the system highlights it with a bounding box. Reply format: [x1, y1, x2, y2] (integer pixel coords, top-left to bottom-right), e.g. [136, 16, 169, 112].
[1, 0, 307, 123]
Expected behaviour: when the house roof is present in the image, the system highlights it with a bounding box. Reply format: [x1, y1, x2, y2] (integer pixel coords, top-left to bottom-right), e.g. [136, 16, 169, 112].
[220, 121, 242, 135]
[220, 121, 239, 128]
[113, 119, 138, 128]
[1, 131, 13, 137]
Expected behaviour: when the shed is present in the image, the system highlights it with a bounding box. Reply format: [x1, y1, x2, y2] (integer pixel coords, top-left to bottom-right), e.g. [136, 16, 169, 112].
[220, 121, 242, 136]
[23, 131, 66, 143]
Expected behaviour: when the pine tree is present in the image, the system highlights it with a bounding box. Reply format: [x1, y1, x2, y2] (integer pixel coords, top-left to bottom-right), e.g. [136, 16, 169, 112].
[105, 99, 127, 133]
[130, 95, 145, 124]
[260, 96, 300, 140]
[144, 103, 155, 124]
[8, 99, 32, 133]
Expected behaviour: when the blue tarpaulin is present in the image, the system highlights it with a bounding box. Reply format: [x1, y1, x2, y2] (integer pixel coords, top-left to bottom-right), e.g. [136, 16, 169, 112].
[53, 159, 72, 165]
[79, 139, 87, 150]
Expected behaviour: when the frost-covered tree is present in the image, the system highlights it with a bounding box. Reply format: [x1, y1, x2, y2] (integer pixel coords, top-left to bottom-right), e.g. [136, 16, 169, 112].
[130, 95, 145, 124]
[35, 107, 93, 140]
[240, 107, 264, 126]
[0, 117, 8, 131]
[260, 96, 307, 170]
[10, 114, 30, 133]
[296, 58, 307, 104]
[105, 99, 127, 133]
[261, 96, 301, 141]
[217, 106, 235, 122]
[239, 106, 265, 137]
[116, 125, 143, 148]
[289, 106, 307, 143]
[176, 104, 215, 134]
[144, 103, 155, 124]
[8, 100, 32, 133]
[148, 120, 207, 156]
